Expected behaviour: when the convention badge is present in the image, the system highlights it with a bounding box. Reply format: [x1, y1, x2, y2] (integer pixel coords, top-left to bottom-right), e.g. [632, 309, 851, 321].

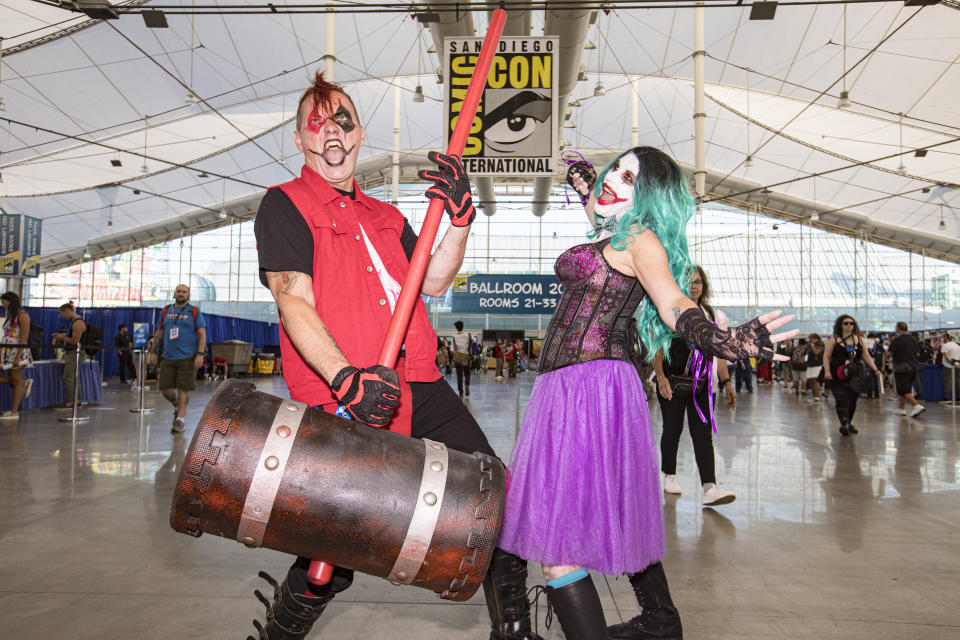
[169, 326, 179, 341]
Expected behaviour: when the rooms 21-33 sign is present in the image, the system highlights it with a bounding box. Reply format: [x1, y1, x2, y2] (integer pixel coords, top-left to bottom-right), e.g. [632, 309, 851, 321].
[452, 275, 564, 314]
[443, 36, 559, 177]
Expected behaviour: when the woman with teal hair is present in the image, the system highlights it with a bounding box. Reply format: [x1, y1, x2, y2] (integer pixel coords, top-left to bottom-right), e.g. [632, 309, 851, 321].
[497, 147, 796, 639]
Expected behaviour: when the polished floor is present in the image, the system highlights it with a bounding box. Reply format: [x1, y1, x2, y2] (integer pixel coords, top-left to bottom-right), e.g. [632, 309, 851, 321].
[1, 370, 958, 639]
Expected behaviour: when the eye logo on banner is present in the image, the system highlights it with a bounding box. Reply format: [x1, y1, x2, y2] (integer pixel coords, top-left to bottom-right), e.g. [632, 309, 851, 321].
[444, 37, 559, 177]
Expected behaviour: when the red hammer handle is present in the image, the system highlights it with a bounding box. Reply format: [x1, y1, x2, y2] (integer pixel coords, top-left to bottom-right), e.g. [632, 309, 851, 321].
[377, 8, 507, 368]
[308, 10, 507, 590]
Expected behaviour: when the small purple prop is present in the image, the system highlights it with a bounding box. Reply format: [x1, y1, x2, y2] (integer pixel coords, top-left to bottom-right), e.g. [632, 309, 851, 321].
[690, 348, 717, 434]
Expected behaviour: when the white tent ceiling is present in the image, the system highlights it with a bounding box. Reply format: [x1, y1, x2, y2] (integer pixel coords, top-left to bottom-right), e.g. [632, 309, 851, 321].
[1, 0, 958, 269]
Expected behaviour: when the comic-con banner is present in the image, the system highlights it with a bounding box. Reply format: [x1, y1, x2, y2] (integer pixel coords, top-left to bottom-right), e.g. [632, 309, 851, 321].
[452, 274, 564, 314]
[443, 36, 559, 177]
[0, 214, 42, 277]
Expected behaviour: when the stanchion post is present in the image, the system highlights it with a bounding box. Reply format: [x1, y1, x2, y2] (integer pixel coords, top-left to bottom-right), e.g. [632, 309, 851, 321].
[59, 346, 91, 423]
[130, 349, 154, 414]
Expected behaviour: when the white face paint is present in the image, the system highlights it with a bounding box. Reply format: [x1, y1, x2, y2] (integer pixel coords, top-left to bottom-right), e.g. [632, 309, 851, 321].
[593, 152, 640, 240]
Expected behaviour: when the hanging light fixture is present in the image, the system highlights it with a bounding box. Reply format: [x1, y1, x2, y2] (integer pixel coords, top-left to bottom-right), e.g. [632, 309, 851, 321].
[897, 113, 907, 175]
[0, 36, 5, 112]
[185, 11, 199, 105]
[413, 28, 425, 103]
[940, 203, 946, 230]
[744, 70, 753, 169]
[83, 249, 92, 259]
[745, 155, 754, 168]
[811, 175, 820, 221]
[141, 116, 149, 174]
[594, 81, 606, 97]
[219, 209, 228, 220]
[838, 7, 851, 109]
[218, 176, 228, 219]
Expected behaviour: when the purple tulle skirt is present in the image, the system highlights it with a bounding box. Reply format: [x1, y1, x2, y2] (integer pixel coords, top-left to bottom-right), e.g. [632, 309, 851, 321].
[498, 359, 665, 575]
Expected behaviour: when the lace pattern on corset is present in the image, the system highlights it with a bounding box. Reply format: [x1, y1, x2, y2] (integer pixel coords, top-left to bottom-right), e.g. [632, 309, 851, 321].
[538, 241, 646, 375]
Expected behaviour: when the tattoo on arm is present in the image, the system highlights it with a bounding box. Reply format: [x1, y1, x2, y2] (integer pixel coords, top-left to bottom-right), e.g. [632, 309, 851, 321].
[281, 272, 300, 295]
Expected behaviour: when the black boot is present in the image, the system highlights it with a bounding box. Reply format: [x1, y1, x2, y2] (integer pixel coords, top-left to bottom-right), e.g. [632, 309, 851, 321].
[545, 573, 610, 640]
[483, 549, 544, 640]
[248, 561, 353, 640]
[607, 563, 682, 640]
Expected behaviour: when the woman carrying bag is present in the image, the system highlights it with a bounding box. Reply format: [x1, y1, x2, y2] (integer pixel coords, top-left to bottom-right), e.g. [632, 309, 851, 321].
[654, 265, 737, 507]
[823, 315, 882, 436]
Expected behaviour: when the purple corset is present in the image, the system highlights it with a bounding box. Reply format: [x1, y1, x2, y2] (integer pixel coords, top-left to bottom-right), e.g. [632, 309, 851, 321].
[538, 240, 646, 375]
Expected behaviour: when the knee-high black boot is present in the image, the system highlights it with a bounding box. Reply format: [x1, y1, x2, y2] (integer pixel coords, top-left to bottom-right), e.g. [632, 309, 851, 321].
[483, 549, 544, 640]
[247, 560, 353, 640]
[607, 562, 682, 639]
[545, 574, 610, 640]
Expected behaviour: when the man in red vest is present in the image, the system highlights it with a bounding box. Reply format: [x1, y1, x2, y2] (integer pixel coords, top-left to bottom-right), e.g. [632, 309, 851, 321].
[251, 72, 541, 640]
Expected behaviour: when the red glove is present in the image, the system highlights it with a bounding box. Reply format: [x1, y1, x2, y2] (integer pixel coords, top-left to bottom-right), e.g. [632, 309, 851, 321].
[330, 365, 401, 428]
[419, 151, 476, 227]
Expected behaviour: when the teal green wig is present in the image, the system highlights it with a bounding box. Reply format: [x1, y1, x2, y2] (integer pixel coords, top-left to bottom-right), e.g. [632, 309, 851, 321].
[591, 146, 695, 362]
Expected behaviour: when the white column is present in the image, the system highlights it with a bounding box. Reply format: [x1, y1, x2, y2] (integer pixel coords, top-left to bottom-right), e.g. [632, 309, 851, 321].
[324, 4, 336, 81]
[693, 3, 706, 200]
[392, 81, 401, 206]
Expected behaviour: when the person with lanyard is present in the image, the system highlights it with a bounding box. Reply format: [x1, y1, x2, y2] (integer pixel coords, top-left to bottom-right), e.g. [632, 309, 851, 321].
[251, 72, 542, 640]
[148, 284, 206, 434]
[654, 265, 737, 507]
[499, 147, 795, 639]
[0, 292, 34, 419]
[451, 320, 473, 398]
[889, 322, 925, 418]
[823, 315, 882, 436]
[51, 302, 86, 411]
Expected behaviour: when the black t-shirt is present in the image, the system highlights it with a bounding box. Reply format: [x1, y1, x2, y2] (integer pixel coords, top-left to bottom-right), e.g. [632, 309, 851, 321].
[254, 188, 420, 287]
[890, 333, 918, 366]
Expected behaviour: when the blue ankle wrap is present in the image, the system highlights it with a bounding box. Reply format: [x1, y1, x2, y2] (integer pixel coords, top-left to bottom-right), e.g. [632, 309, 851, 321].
[546, 568, 589, 589]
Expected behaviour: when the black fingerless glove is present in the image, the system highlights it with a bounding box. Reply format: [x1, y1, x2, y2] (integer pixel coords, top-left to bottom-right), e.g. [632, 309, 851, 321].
[419, 151, 476, 227]
[565, 160, 597, 206]
[674, 308, 774, 362]
[330, 365, 401, 428]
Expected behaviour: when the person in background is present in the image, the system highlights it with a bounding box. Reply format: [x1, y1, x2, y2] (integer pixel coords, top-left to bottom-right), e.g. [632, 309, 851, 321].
[889, 322, 925, 418]
[734, 356, 753, 393]
[823, 314, 882, 436]
[791, 337, 808, 395]
[805, 333, 825, 404]
[493, 338, 505, 380]
[115, 324, 138, 388]
[655, 265, 737, 506]
[148, 284, 206, 433]
[0, 292, 34, 419]
[505, 339, 518, 377]
[451, 320, 473, 398]
[864, 332, 883, 399]
[941, 332, 960, 405]
[51, 302, 86, 411]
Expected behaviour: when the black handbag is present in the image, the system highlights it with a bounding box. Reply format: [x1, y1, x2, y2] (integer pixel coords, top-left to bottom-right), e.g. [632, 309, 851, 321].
[669, 374, 706, 397]
[844, 360, 873, 395]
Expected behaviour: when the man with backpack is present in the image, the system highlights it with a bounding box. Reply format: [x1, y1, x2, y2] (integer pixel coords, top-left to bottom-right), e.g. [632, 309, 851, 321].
[148, 284, 206, 433]
[51, 302, 86, 410]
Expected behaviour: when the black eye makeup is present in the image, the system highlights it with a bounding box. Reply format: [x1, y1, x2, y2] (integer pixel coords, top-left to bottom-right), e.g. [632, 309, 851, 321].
[333, 105, 357, 133]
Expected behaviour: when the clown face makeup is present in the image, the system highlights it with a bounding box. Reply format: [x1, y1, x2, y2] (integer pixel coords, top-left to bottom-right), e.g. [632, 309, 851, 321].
[295, 92, 364, 190]
[593, 152, 640, 240]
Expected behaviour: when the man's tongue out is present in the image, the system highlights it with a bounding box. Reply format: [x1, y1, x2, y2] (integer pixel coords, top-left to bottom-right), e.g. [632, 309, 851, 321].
[322, 143, 346, 166]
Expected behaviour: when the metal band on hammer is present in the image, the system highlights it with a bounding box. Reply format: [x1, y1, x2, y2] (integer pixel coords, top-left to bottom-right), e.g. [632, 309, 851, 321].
[236, 399, 308, 547]
[386, 438, 449, 585]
